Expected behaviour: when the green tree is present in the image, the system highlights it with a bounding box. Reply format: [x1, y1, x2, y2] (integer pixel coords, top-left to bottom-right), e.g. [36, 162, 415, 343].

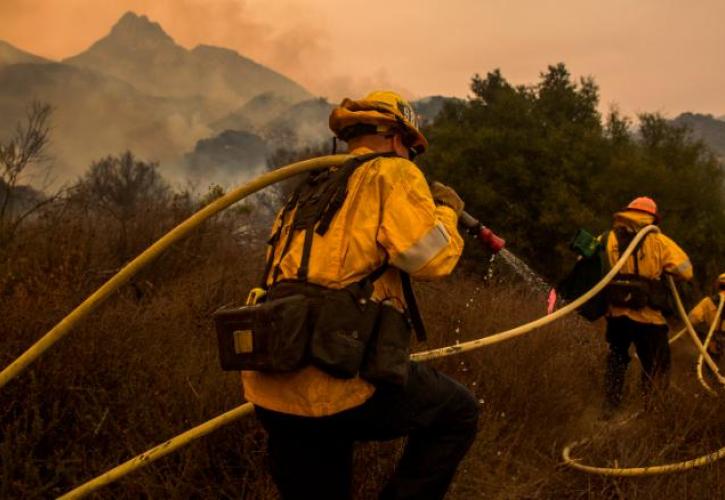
[420, 64, 724, 287]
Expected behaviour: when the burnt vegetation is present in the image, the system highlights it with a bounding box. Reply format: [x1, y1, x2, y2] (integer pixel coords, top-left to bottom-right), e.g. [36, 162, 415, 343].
[1, 66, 725, 498]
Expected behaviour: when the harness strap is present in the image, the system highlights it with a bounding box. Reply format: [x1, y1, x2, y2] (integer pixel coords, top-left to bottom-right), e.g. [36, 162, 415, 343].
[297, 220, 316, 280]
[291, 151, 393, 282]
[401, 272, 427, 341]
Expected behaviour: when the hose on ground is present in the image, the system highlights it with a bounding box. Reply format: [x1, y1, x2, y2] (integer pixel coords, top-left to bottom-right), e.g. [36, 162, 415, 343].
[1, 156, 717, 493]
[695, 294, 724, 395]
[58, 226, 662, 498]
[668, 275, 725, 387]
[561, 277, 725, 476]
[562, 439, 725, 477]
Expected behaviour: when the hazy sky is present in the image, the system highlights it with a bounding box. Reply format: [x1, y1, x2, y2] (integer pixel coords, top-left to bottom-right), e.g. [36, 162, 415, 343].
[2, 0, 724, 117]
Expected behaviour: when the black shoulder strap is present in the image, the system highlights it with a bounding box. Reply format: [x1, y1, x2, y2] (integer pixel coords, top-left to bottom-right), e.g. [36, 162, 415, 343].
[296, 152, 393, 281]
[401, 272, 427, 341]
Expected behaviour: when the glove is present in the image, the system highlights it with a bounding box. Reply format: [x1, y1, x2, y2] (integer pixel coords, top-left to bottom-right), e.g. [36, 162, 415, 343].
[430, 181, 464, 215]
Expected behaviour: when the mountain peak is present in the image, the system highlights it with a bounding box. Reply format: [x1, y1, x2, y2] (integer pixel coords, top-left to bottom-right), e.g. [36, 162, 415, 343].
[108, 11, 174, 48]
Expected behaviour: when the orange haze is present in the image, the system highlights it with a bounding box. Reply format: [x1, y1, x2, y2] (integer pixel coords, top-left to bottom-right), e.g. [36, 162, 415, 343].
[1, 0, 725, 116]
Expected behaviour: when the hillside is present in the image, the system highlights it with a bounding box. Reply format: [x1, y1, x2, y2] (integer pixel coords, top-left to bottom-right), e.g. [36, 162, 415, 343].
[64, 12, 310, 104]
[0, 40, 49, 66]
[0, 12, 318, 181]
[672, 112, 725, 158]
[0, 62, 219, 178]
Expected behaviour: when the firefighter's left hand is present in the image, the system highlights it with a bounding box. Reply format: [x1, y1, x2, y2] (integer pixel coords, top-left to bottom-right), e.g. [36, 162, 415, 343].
[431, 182, 464, 215]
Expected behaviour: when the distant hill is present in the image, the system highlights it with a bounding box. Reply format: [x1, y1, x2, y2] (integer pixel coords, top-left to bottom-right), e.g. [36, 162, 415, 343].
[262, 98, 334, 151]
[0, 41, 49, 66]
[0, 11, 464, 186]
[0, 12, 315, 181]
[209, 92, 294, 133]
[64, 12, 310, 104]
[0, 178, 44, 216]
[673, 112, 725, 158]
[413, 96, 463, 125]
[185, 130, 268, 185]
[0, 62, 219, 177]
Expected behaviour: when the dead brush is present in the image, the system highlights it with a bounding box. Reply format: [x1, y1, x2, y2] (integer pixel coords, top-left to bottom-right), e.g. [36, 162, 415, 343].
[1, 202, 724, 498]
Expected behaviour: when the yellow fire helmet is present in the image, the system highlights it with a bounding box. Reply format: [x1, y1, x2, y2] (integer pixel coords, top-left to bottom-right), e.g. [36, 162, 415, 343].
[718, 273, 725, 289]
[329, 90, 429, 155]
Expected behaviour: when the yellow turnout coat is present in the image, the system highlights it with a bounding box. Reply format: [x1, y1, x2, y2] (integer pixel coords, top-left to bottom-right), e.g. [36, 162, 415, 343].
[242, 147, 463, 416]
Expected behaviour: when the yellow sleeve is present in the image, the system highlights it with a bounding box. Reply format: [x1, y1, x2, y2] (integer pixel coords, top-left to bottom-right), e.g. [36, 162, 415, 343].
[377, 158, 464, 280]
[658, 234, 693, 281]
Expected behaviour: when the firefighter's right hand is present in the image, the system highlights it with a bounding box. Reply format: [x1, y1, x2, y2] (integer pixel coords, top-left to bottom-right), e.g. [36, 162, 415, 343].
[430, 182, 464, 215]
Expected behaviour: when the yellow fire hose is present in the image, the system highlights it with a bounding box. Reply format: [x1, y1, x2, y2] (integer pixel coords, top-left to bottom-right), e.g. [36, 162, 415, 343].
[561, 277, 725, 476]
[0, 154, 354, 391]
[668, 275, 725, 386]
[562, 440, 725, 477]
[410, 225, 661, 362]
[57, 403, 255, 500]
[56, 225, 662, 498]
[0, 156, 718, 494]
[695, 295, 724, 395]
[669, 327, 688, 344]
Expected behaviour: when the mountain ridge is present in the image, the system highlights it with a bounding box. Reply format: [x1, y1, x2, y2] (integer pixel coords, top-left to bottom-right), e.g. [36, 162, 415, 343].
[0, 40, 50, 66]
[63, 11, 310, 103]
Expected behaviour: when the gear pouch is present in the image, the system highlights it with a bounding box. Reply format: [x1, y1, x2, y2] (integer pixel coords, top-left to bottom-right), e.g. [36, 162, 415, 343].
[360, 302, 412, 386]
[310, 287, 380, 379]
[606, 277, 650, 310]
[213, 294, 310, 372]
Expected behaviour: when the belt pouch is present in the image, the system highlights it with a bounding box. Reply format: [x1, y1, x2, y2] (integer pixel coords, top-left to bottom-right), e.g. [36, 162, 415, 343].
[606, 278, 649, 309]
[360, 302, 412, 386]
[213, 294, 310, 371]
[310, 287, 380, 379]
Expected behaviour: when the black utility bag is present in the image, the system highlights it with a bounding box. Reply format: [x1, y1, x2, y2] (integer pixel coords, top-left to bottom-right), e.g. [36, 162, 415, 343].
[213, 295, 310, 372]
[604, 226, 674, 315]
[360, 302, 413, 386]
[606, 274, 651, 310]
[311, 281, 381, 379]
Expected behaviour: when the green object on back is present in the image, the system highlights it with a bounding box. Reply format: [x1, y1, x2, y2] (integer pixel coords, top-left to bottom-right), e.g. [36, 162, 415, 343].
[558, 229, 610, 321]
[570, 229, 602, 258]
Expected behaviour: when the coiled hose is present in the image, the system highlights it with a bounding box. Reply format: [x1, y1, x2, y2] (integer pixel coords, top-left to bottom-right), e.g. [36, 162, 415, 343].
[561, 276, 725, 476]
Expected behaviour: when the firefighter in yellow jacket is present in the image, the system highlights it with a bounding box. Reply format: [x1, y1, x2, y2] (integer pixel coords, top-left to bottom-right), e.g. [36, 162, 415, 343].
[602, 197, 693, 416]
[688, 273, 725, 367]
[243, 91, 478, 499]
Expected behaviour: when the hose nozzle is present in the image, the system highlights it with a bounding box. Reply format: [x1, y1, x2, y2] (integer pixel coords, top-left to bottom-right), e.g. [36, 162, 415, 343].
[459, 211, 506, 253]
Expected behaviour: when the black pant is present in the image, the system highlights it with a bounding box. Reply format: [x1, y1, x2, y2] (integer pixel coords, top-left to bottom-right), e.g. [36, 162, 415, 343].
[255, 363, 479, 500]
[604, 316, 671, 409]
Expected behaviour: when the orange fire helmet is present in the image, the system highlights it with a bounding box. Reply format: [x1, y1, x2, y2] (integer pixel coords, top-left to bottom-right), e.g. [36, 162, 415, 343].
[624, 196, 660, 223]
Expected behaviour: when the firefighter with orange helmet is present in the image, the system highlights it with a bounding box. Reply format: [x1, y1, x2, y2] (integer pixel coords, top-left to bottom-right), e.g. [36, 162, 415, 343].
[601, 196, 693, 416]
[244, 91, 478, 499]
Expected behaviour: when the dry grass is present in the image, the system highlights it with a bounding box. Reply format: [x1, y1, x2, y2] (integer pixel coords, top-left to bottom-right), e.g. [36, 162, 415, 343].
[1, 202, 724, 499]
